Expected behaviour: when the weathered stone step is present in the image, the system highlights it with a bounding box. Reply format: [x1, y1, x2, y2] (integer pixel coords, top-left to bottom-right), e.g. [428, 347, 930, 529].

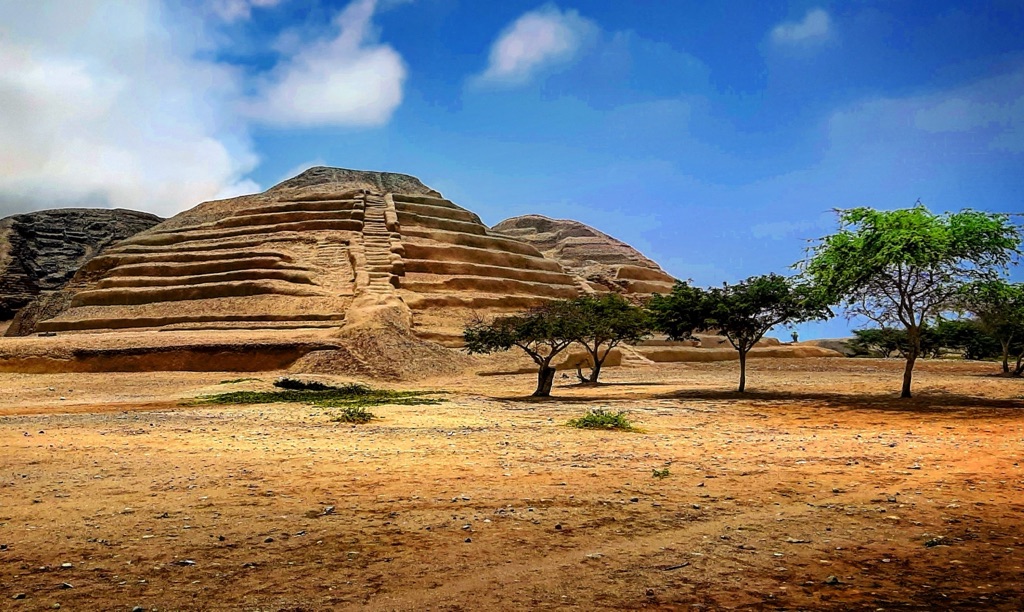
[278, 189, 365, 203]
[393, 200, 481, 224]
[71, 280, 325, 307]
[402, 292, 558, 311]
[404, 259, 576, 285]
[402, 227, 544, 257]
[38, 312, 347, 333]
[132, 220, 362, 247]
[92, 249, 296, 268]
[97, 268, 316, 289]
[106, 257, 306, 278]
[391, 194, 464, 209]
[396, 211, 487, 236]
[402, 242, 563, 272]
[151, 211, 362, 235]
[109, 235, 297, 255]
[401, 275, 578, 299]
[233, 198, 361, 217]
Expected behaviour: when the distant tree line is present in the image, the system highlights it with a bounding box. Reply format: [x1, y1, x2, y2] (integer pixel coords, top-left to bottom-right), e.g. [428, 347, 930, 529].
[849, 280, 1024, 376]
[464, 204, 1022, 398]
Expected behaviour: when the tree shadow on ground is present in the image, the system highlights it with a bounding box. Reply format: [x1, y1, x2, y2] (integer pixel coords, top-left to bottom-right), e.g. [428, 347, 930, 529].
[496, 394, 655, 404]
[565, 381, 673, 388]
[654, 388, 1024, 414]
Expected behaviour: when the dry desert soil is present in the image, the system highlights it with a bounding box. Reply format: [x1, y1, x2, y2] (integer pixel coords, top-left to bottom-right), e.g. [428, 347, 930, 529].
[1, 357, 1023, 610]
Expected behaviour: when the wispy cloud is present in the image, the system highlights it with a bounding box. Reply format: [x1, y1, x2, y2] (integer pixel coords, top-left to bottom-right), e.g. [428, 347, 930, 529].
[475, 5, 597, 87]
[771, 8, 831, 45]
[209, 0, 284, 22]
[247, 0, 406, 127]
[0, 1, 258, 218]
[829, 65, 1024, 156]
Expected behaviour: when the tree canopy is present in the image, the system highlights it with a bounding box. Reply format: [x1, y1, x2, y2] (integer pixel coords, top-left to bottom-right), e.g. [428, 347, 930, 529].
[957, 279, 1024, 375]
[801, 205, 1020, 397]
[650, 273, 830, 392]
[564, 294, 653, 383]
[463, 302, 578, 397]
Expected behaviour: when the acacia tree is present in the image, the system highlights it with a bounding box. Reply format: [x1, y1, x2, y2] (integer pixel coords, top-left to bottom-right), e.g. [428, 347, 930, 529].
[463, 302, 579, 397]
[567, 294, 653, 384]
[959, 280, 1024, 375]
[801, 205, 1020, 397]
[650, 274, 830, 392]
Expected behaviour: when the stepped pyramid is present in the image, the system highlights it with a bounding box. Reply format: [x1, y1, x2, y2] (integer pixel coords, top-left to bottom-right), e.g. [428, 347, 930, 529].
[28, 168, 582, 345]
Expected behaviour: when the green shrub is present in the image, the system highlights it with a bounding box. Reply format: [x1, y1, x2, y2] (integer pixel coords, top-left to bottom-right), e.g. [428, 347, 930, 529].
[567, 409, 636, 431]
[652, 468, 671, 479]
[332, 405, 377, 424]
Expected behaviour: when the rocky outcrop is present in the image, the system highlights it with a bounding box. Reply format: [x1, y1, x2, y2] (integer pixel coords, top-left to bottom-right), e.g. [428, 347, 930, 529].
[491, 215, 676, 295]
[0, 209, 163, 320]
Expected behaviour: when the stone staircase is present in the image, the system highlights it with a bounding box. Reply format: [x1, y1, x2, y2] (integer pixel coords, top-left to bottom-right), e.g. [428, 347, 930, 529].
[360, 193, 401, 296]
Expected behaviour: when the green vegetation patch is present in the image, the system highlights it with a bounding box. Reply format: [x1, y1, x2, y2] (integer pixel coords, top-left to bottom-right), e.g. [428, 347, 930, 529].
[195, 378, 444, 417]
[567, 409, 638, 432]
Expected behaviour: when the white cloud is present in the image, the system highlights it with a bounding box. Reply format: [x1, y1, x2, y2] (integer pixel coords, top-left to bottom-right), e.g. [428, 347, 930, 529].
[0, 1, 259, 218]
[829, 65, 1024, 155]
[210, 0, 284, 22]
[771, 8, 831, 44]
[248, 0, 407, 127]
[476, 5, 597, 86]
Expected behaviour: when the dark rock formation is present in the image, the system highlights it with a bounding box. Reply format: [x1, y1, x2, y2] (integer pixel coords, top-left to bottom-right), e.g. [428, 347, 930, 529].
[0, 209, 163, 320]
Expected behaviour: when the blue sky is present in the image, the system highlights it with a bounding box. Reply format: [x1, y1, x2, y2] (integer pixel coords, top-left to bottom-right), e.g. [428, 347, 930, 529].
[1, 1, 1022, 337]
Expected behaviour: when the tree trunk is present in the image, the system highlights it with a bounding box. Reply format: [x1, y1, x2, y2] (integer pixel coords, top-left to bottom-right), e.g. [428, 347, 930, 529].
[533, 365, 556, 397]
[1001, 340, 1010, 374]
[900, 327, 922, 399]
[588, 359, 603, 384]
[901, 351, 918, 398]
[575, 364, 587, 383]
[1015, 352, 1024, 377]
[737, 349, 747, 393]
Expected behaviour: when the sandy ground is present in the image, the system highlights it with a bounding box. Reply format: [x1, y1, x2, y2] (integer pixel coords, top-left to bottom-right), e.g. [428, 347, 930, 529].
[1, 357, 1023, 610]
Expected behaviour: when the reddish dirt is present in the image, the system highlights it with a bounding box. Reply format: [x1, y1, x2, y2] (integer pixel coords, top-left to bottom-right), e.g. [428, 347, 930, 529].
[1, 358, 1023, 610]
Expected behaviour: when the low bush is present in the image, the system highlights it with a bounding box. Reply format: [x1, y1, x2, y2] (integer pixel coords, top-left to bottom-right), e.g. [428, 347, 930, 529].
[332, 405, 377, 424]
[567, 409, 637, 431]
